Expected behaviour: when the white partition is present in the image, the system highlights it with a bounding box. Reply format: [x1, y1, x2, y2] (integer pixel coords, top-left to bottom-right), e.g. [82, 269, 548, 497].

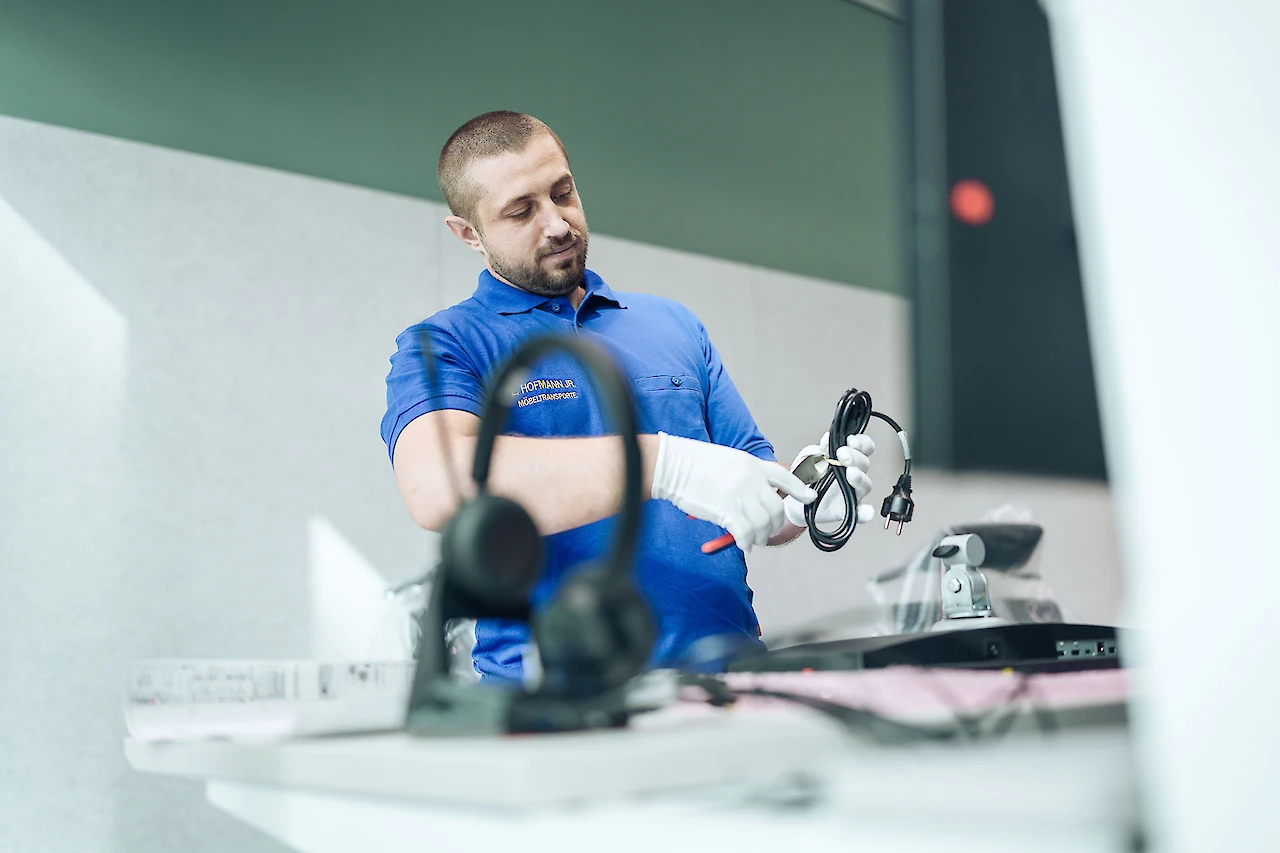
[1044, 2, 1280, 851]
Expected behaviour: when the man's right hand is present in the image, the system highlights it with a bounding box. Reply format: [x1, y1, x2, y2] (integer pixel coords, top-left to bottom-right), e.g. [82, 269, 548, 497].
[650, 432, 816, 552]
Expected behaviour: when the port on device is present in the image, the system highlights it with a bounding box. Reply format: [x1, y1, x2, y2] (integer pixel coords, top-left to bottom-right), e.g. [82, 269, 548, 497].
[1056, 639, 1119, 659]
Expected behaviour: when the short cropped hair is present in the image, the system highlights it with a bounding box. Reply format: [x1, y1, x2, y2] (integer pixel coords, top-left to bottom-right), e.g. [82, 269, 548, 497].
[437, 111, 569, 225]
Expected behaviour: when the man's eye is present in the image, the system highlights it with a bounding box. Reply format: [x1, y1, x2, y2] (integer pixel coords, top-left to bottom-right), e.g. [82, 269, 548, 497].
[555, 190, 573, 201]
[510, 208, 532, 219]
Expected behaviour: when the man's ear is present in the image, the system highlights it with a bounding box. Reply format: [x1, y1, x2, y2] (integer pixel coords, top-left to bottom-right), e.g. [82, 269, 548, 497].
[445, 216, 486, 257]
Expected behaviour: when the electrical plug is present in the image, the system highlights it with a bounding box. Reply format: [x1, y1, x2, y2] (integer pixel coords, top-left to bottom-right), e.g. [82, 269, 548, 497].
[880, 474, 914, 535]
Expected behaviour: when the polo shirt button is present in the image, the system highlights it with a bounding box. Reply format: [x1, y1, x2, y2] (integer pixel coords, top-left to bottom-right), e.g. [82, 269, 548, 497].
[551, 304, 562, 313]
[671, 377, 683, 387]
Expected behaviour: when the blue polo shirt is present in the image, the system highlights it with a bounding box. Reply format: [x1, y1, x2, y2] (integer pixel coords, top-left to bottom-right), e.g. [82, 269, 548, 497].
[382, 268, 773, 680]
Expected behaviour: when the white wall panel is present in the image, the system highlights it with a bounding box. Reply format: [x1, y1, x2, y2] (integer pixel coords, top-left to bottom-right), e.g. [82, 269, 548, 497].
[0, 193, 129, 851]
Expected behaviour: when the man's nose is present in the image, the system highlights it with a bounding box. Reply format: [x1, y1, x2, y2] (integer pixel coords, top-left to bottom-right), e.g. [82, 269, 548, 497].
[539, 206, 571, 240]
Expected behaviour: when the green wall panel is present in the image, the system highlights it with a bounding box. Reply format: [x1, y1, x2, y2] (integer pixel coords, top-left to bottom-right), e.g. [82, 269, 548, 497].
[0, 0, 906, 292]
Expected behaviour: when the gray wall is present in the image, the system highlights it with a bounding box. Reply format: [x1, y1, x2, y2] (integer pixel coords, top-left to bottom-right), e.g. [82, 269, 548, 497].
[0, 0, 907, 293]
[0, 116, 1116, 852]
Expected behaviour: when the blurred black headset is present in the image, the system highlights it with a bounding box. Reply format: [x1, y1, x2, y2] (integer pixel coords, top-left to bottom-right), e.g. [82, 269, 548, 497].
[407, 332, 655, 731]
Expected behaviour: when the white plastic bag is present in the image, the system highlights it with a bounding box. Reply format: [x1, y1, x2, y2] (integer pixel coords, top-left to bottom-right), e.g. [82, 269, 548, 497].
[865, 503, 1068, 636]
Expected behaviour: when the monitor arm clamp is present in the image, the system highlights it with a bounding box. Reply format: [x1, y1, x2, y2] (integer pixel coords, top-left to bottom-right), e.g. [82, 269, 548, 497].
[931, 533, 1009, 631]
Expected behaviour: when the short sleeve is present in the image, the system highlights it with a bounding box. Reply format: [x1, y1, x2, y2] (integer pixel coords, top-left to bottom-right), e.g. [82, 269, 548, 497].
[697, 318, 776, 463]
[380, 323, 484, 462]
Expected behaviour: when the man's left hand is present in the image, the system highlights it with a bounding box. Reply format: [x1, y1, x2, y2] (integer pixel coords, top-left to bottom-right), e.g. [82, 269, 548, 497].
[783, 432, 876, 527]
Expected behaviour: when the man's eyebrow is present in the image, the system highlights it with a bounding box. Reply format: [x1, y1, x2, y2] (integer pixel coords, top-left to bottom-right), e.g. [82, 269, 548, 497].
[498, 192, 535, 211]
[496, 174, 575, 213]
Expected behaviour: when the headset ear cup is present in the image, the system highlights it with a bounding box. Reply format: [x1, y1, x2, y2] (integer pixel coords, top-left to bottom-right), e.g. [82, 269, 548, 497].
[534, 566, 655, 697]
[441, 493, 543, 617]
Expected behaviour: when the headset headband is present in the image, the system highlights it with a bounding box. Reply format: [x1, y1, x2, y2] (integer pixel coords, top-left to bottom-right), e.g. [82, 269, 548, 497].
[470, 335, 643, 584]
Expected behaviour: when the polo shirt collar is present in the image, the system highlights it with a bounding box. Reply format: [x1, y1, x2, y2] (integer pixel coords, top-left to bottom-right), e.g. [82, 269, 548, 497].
[472, 268, 627, 315]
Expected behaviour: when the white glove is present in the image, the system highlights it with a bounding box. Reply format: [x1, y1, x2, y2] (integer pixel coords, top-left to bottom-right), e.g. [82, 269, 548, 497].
[651, 432, 816, 552]
[782, 433, 876, 528]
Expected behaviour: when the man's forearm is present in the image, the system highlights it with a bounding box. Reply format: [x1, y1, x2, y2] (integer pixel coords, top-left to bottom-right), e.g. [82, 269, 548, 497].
[394, 415, 659, 534]
[768, 521, 807, 547]
[395, 413, 811, 549]
[490, 440, 803, 545]
[485, 432, 659, 534]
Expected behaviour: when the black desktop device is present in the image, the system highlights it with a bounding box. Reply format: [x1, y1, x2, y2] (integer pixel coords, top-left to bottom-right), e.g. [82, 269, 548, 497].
[729, 521, 1124, 675]
[728, 622, 1122, 674]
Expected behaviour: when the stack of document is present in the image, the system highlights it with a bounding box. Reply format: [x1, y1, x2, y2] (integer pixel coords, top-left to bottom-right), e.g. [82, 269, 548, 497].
[125, 659, 415, 742]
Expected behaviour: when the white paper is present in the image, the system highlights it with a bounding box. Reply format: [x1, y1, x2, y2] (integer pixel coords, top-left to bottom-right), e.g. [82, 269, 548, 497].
[125, 659, 415, 743]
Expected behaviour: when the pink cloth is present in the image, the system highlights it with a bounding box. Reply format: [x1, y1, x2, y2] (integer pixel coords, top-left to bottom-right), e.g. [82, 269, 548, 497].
[721, 666, 1129, 723]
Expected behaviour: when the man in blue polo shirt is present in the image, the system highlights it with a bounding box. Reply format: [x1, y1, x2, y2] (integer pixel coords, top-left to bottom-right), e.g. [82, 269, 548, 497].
[382, 111, 876, 681]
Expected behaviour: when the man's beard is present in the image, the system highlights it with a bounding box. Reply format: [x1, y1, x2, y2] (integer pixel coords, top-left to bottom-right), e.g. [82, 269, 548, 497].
[486, 227, 589, 297]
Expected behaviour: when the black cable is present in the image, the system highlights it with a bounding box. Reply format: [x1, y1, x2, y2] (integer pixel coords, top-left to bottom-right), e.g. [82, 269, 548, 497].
[871, 412, 911, 477]
[678, 673, 955, 745]
[982, 672, 1062, 741]
[911, 671, 1058, 742]
[679, 671, 1057, 746]
[803, 390, 870, 551]
[983, 674, 1034, 741]
[678, 672, 737, 707]
[737, 687, 959, 745]
[911, 669, 989, 740]
[804, 388, 913, 551]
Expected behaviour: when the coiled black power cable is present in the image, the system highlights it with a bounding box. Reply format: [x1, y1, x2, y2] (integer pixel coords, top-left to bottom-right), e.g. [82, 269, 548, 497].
[803, 388, 914, 552]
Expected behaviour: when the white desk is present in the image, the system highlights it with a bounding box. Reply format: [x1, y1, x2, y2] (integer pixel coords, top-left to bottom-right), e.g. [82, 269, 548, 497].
[126, 703, 1137, 853]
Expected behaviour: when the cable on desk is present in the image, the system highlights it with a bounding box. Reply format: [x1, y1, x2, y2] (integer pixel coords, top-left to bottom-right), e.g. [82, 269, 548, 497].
[677, 674, 956, 746]
[736, 687, 959, 745]
[678, 671, 1058, 746]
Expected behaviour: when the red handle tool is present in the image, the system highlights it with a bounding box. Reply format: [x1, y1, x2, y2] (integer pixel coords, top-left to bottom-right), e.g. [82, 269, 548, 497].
[687, 514, 737, 554]
[701, 532, 736, 554]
